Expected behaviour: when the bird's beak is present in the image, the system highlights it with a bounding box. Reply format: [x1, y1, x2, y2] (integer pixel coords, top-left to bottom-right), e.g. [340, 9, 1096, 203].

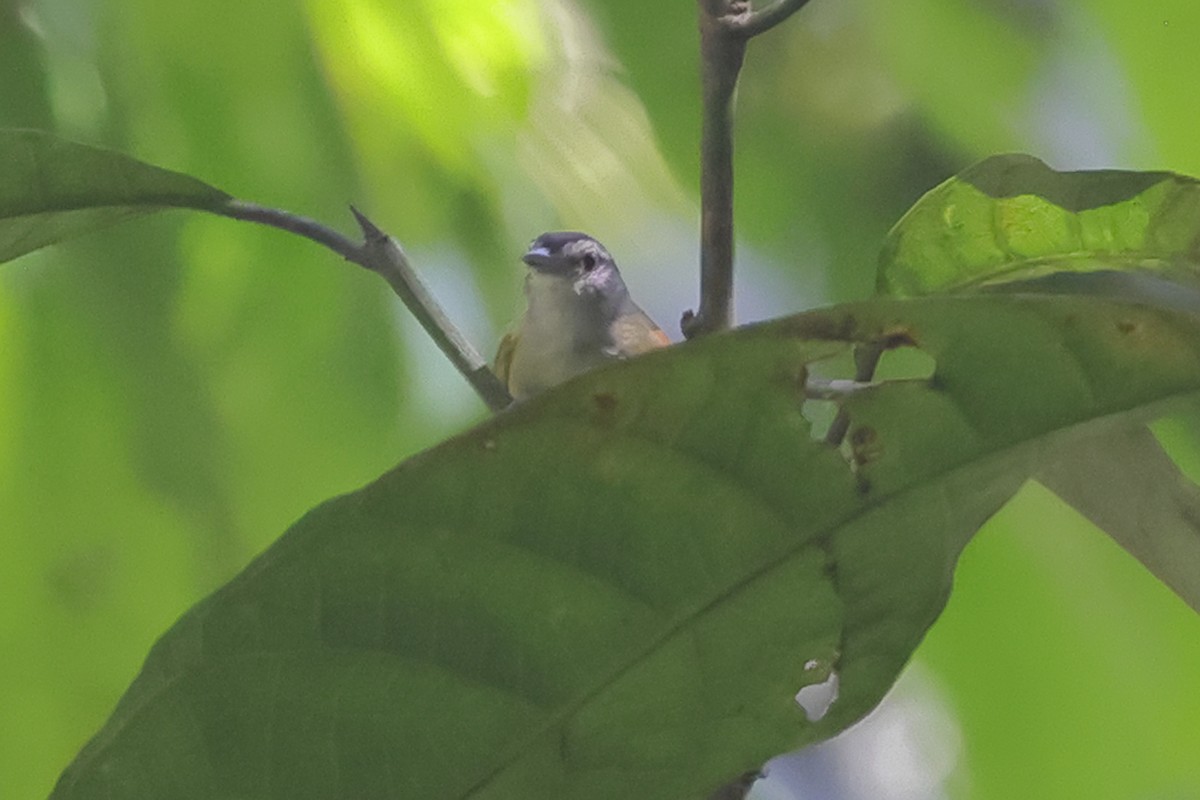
[521, 245, 555, 272]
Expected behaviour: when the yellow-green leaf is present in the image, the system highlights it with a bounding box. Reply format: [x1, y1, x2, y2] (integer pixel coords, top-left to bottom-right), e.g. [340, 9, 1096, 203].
[878, 153, 1200, 297]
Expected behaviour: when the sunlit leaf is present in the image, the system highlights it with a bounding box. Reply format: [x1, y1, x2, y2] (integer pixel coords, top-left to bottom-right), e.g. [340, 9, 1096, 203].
[0, 129, 231, 264]
[878, 153, 1200, 297]
[53, 294, 1200, 800]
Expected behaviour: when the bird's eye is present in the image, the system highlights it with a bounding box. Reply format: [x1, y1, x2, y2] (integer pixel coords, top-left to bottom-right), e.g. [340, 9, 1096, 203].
[580, 254, 597, 272]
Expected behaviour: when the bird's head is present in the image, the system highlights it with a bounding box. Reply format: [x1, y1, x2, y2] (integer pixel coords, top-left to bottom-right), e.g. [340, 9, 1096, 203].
[521, 231, 627, 301]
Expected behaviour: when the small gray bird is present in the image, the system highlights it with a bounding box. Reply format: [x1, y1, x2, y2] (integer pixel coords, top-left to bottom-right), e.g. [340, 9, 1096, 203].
[494, 231, 670, 401]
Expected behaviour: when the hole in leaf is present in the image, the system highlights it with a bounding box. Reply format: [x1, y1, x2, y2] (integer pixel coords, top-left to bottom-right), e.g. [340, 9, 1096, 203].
[802, 343, 936, 468]
[800, 349, 857, 442]
[801, 397, 838, 442]
[796, 661, 840, 723]
[873, 345, 936, 382]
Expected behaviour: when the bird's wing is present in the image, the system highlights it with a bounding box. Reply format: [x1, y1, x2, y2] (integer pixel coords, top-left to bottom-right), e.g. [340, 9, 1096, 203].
[612, 310, 672, 355]
[644, 324, 672, 350]
[493, 330, 519, 388]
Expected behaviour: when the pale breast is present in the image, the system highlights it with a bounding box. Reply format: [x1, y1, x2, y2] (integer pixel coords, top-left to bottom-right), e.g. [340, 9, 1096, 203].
[505, 273, 616, 400]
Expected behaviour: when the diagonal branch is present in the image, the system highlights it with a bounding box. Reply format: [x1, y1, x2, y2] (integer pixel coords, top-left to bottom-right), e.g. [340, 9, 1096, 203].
[216, 199, 513, 413]
[219, 199, 362, 260]
[725, 0, 814, 38]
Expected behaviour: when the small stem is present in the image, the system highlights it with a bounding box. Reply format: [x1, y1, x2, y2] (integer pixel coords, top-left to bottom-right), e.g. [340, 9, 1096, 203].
[214, 199, 513, 413]
[805, 378, 873, 400]
[825, 341, 883, 447]
[726, 0, 813, 38]
[220, 199, 362, 260]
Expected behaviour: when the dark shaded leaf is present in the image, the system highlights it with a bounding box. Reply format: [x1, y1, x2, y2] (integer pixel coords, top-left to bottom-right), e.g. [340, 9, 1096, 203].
[0, 129, 230, 264]
[53, 294, 1200, 800]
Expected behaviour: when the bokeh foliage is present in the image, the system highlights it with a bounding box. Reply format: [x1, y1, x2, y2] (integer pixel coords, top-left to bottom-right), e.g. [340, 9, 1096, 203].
[3, 0, 1199, 798]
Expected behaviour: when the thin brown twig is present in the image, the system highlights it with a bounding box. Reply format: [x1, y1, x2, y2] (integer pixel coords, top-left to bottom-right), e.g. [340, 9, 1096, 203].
[215, 199, 513, 413]
[825, 341, 883, 446]
[684, 0, 749, 339]
[685, 0, 812, 339]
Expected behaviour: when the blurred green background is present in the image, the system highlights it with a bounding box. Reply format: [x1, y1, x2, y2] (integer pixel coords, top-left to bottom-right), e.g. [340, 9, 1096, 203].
[2, 0, 1199, 798]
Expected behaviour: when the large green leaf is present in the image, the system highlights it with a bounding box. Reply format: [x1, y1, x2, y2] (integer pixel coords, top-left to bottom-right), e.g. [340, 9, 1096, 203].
[878, 153, 1200, 297]
[53, 294, 1200, 800]
[0, 129, 230, 264]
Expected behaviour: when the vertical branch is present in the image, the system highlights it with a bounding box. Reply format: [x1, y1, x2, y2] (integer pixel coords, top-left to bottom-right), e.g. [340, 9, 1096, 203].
[684, 0, 749, 339]
[684, 0, 814, 339]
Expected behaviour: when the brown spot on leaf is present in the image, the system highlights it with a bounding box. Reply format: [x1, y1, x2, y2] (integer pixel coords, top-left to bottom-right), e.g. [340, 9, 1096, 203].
[850, 425, 876, 449]
[822, 558, 839, 582]
[879, 326, 918, 350]
[593, 392, 618, 415]
[1117, 320, 1138, 335]
[849, 425, 883, 467]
